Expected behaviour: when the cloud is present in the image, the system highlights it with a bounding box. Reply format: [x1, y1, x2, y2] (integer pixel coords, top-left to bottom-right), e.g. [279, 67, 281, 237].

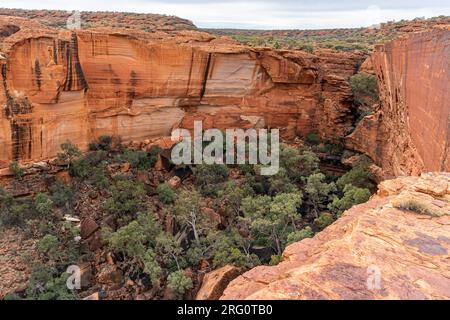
[1, 0, 449, 29]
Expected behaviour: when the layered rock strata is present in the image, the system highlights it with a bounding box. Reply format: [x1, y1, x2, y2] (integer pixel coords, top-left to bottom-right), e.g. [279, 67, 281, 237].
[347, 28, 450, 177]
[0, 16, 364, 168]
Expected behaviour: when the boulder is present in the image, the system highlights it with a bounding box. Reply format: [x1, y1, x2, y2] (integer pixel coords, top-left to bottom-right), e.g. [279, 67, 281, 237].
[196, 265, 244, 300]
[168, 176, 181, 189]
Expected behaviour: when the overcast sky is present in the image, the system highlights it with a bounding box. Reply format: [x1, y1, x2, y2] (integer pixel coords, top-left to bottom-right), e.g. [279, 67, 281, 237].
[1, 0, 449, 29]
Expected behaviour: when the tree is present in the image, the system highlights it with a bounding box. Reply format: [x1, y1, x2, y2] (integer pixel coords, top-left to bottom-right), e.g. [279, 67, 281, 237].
[171, 190, 210, 243]
[0, 188, 28, 227]
[9, 161, 24, 180]
[287, 226, 314, 244]
[306, 132, 321, 146]
[314, 212, 334, 230]
[267, 168, 297, 196]
[217, 181, 253, 219]
[193, 164, 229, 197]
[142, 249, 163, 287]
[328, 185, 371, 216]
[241, 192, 302, 255]
[350, 73, 379, 105]
[212, 228, 259, 268]
[57, 140, 82, 169]
[89, 135, 113, 151]
[336, 165, 374, 190]
[167, 270, 193, 297]
[35, 193, 54, 216]
[49, 181, 73, 208]
[305, 173, 337, 216]
[279, 146, 320, 182]
[105, 180, 146, 219]
[157, 183, 176, 204]
[26, 263, 77, 300]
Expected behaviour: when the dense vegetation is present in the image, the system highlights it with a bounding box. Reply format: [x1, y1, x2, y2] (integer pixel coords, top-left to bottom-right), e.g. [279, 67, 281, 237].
[1, 135, 374, 300]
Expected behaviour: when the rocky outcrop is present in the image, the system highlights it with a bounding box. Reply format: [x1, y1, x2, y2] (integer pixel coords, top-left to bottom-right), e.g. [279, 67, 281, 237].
[0, 16, 363, 168]
[347, 28, 450, 178]
[222, 173, 450, 300]
[196, 265, 244, 300]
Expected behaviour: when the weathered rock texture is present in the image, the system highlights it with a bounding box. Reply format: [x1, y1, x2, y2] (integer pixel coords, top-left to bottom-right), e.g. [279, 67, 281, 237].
[221, 172, 450, 300]
[347, 28, 450, 177]
[0, 16, 363, 168]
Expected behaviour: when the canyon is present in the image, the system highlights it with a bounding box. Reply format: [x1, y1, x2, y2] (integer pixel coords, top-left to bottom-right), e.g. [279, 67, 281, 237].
[0, 16, 363, 169]
[0, 11, 449, 301]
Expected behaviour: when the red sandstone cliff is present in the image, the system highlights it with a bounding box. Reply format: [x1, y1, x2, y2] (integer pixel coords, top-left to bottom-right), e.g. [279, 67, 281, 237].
[347, 28, 450, 177]
[0, 16, 363, 168]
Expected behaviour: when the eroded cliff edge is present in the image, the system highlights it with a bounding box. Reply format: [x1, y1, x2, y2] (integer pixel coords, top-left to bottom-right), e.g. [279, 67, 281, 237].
[221, 172, 450, 300]
[0, 16, 364, 168]
[347, 27, 450, 177]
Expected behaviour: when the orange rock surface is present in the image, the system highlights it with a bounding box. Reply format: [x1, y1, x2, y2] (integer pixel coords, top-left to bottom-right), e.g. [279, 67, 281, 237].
[347, 28, 450, 177]
[221, 172, 450, 300]
[0, 16, 363, 168]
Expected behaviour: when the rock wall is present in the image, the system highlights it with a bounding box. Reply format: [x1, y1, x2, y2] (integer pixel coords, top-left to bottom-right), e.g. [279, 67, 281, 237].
[347, 28, 450, 177]
[222, 173, 450, 300]
[0, 16, 364, 168]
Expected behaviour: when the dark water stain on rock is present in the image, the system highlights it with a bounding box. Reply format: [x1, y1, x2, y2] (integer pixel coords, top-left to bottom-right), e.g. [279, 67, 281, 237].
[404, 232, 448, 256]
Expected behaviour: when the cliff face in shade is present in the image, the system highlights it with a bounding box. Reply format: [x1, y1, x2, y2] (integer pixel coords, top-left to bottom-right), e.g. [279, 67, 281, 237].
[222, 173, 450, 300]
[347, 28, 450, 177]
[0, 16, 363, 168]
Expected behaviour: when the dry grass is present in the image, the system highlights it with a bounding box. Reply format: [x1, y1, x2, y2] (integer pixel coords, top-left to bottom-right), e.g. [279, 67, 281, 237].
[392, 197, 444, 217]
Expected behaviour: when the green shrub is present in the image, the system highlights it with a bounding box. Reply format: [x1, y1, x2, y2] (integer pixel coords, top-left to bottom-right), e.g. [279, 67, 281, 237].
[305, 173, 337, 214]
[49, 181, 73, 208]
[279, 146, 320, 182]
[0, 189, 30, 227]
[167, 270, 193, 297]
[350, 73, 379, 105]
[314, 212, 334, 230]
[336, 165, 374, 190]
[287, 226, 314, 244]
[156, 183, 175, 204]
[9, 161, 24, 180]
[241, 192, 302, 255]
[194, 164, 229, 197]
[120, 149, 152, 170]
[68, 158, 90, 178]
[57, 140, 82, 169]
[106, 213, 162, 258]
[89, 135, 113, 151]
[34, 193, 54, 216]
[306, 132, 321, 146]
[212, 228, 259, 269]
[26, 263, 77, 300]
[328, 185, 371, 215]
[105, 180, 146, 217]
[269, 254, 283, 266]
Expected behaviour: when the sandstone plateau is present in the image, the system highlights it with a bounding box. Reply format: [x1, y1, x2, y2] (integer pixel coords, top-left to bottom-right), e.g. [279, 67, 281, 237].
[221, 172, 450, 300]
[0, 16, 364, 168]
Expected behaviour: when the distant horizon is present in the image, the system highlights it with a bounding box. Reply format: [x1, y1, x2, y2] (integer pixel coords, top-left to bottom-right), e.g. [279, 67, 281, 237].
[0, 1, 449, 30]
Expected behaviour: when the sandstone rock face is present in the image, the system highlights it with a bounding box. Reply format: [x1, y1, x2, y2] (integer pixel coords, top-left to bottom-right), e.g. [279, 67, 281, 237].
[0, 16, 363, 168]
[221, 173, 450, 300]
[196, 265, 244, 300]
[347, 28, 450, 178]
